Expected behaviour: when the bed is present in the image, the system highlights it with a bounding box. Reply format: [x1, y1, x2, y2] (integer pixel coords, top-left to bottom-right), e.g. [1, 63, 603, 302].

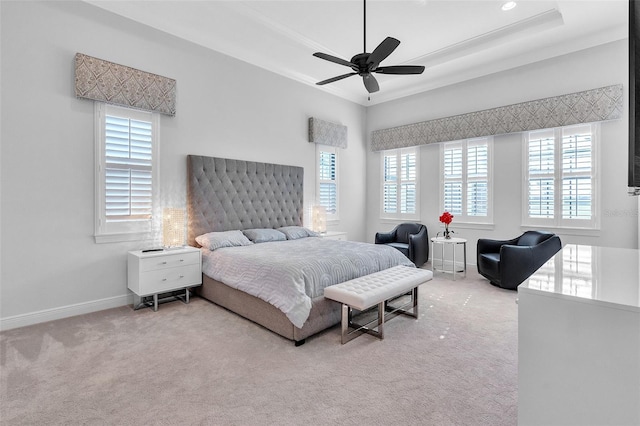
[187, 155, 413, 345]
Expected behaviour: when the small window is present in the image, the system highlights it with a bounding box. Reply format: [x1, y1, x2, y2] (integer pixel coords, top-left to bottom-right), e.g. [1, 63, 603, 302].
[524, 123, 597, 229]
[95, 103, 159, 243]
[316, 145, 339, 220]
[381, 147, 419, 219]
[441, 137, 492, 223]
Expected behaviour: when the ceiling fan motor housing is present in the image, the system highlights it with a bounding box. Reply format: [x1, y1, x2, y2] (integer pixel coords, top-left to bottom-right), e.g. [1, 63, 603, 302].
[351, 53, 374, 74]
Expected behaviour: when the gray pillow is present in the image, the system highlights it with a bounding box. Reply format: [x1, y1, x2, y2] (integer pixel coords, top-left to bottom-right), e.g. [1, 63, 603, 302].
[195, 230, 253, 250]
[277, 226, 319, 240]
[242, 228, 287, 243]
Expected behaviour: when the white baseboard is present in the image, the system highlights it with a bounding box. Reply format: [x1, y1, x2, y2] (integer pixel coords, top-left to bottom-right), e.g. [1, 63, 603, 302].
[0, 294, 133, 331]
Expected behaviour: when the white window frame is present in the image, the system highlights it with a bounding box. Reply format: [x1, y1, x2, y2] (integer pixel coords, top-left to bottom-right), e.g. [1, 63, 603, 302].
[316, 144, 339, 221]
[380, 147, 420, 220]
[522, 123, 599, 230]
[94, 103, 160, 243]
[440, 137, 493, 225]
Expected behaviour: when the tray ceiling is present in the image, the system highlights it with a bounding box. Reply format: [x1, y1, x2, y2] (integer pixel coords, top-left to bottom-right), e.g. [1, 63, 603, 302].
[84, 0, 627, 106]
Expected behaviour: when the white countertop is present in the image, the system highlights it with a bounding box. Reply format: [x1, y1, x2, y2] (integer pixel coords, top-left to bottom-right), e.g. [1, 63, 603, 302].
[520, 244, 640, 312]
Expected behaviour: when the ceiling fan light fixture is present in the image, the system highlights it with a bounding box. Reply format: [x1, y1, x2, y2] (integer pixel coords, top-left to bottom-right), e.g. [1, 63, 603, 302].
[312, 0, 425, 94]
[501, 1, 517, 11]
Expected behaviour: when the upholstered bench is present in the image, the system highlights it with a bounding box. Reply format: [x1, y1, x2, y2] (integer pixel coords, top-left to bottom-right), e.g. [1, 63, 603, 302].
[324, 265, 433, 344]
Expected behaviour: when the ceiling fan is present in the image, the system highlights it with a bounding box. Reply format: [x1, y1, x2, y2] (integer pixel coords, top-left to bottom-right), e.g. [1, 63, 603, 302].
[313, 0, 425, 94]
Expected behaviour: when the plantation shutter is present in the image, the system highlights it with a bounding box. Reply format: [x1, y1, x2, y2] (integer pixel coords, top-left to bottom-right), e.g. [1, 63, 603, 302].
[442, 138, 490, 221]
[318, 149, 337, 215]
[443, 144, 463, 215]
[561, 124, 592, 220]
[528, 129, 555, 219]
[382, 148, 418, 217]
[525, 124, 595, 227]
[383, 153, 398, 214]
[467, 141, 488, 216]
[400, 151, 417, 214]
[105, 114, 153, 221]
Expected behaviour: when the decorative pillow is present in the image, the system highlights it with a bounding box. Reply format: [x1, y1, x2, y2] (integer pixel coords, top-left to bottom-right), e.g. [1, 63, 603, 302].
[195, 230, 253, 250]
[242, 228, 287, 243]
[277, 226, 319, 240]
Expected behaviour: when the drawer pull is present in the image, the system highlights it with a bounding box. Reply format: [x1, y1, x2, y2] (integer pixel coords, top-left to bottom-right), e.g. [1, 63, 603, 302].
[180, 259, 184, 262]
[179, 275, 184, 278]
[161, 261, 167, 265]
[162, 278, 167, 281]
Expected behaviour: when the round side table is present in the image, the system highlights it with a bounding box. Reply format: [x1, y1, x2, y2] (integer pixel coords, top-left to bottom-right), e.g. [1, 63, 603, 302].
[430, 236, 467, 280]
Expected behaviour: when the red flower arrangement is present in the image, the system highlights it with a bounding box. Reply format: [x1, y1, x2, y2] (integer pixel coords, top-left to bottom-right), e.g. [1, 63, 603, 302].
[439, 211, 454, 239]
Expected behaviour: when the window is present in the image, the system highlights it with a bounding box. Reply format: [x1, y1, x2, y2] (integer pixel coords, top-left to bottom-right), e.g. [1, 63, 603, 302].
[316, 145, 338, 220]
[524, 123, 597, 229]
[441, 137, 492, 223]
[95, 103, 159, 243]
[381, 147, 419, 219]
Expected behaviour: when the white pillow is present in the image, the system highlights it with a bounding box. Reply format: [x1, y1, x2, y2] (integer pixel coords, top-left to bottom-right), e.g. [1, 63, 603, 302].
[277, 226, 319, 240]
[195, 230, 253, 250]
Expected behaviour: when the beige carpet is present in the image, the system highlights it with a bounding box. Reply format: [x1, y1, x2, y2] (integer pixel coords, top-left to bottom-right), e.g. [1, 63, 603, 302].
[1, 265, 518, 425]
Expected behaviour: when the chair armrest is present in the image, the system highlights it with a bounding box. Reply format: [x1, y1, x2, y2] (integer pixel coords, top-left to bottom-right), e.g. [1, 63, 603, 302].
[375, 230, 396, 244]
[499, 245, 536, 289]
[408, 226, 429, 264]
[530, 235, 562, 270]
[500, 236, 561, 289]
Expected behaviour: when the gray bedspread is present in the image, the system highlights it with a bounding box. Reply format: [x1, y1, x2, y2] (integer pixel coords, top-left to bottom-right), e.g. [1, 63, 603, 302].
[201, 237, 414, 328]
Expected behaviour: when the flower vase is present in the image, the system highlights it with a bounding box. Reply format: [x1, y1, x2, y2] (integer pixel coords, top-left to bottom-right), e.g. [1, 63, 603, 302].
[444, 226, 451, 239]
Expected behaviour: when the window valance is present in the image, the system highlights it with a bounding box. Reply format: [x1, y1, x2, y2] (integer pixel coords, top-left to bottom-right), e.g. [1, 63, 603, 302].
[371, 84, 623, 151]
[308, 117, 348, 148]
[75, 53, 176, 116]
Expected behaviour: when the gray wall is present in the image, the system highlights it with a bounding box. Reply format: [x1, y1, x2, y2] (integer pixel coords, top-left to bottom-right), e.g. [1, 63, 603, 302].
[366, 39, 635, 263]
[0, 1, 366, 326]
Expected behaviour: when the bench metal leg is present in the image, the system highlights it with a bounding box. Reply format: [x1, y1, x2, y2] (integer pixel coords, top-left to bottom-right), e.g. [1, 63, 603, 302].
[378, 301, 385, 338]
[339, 286, 420, 344]
[341, 302, 385, 344]
[384, 286, 419, 320]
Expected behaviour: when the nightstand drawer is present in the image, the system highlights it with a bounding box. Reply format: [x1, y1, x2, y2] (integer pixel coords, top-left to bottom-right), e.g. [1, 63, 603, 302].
[139, 251, 200, 272]
[137, 264, 202, 296]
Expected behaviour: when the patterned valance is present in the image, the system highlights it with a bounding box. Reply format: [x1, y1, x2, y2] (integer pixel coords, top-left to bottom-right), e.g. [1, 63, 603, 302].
[371, 84, 623, 151]
[308, 117, 348, 148]
[74, 53, 176, 116]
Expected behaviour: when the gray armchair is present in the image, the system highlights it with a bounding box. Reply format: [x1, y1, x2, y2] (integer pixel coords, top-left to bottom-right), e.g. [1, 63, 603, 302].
[375, 223, 429, 266]
[477, 230, 561, 290]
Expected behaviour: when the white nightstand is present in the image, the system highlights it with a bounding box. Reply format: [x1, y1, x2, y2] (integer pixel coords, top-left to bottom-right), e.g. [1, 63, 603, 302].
[319, 231, 347, 241]
[128, 246, 202, 311]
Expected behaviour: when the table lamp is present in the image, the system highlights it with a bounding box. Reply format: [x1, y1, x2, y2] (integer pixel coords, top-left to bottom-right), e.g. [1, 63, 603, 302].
[163, 208, 185, 249]
[312, 205, 327, 234]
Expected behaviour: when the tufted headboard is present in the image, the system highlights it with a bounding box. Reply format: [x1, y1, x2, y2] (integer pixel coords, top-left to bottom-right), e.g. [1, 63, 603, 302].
[186, 155, 304, 246]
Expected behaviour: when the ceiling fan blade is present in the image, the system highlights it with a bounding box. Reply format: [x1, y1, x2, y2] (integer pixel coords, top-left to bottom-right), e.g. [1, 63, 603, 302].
[313, 52, 355, 68]
[362, 74, 379, 93]
[316, 72, 357, 86]
[375, 65, 426, 75]
[367, 37, 400, 68]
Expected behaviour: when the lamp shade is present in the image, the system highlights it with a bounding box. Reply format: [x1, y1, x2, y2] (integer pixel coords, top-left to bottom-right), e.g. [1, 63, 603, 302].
[163, 208, 185, 248]
[311, 205, 327, 234]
